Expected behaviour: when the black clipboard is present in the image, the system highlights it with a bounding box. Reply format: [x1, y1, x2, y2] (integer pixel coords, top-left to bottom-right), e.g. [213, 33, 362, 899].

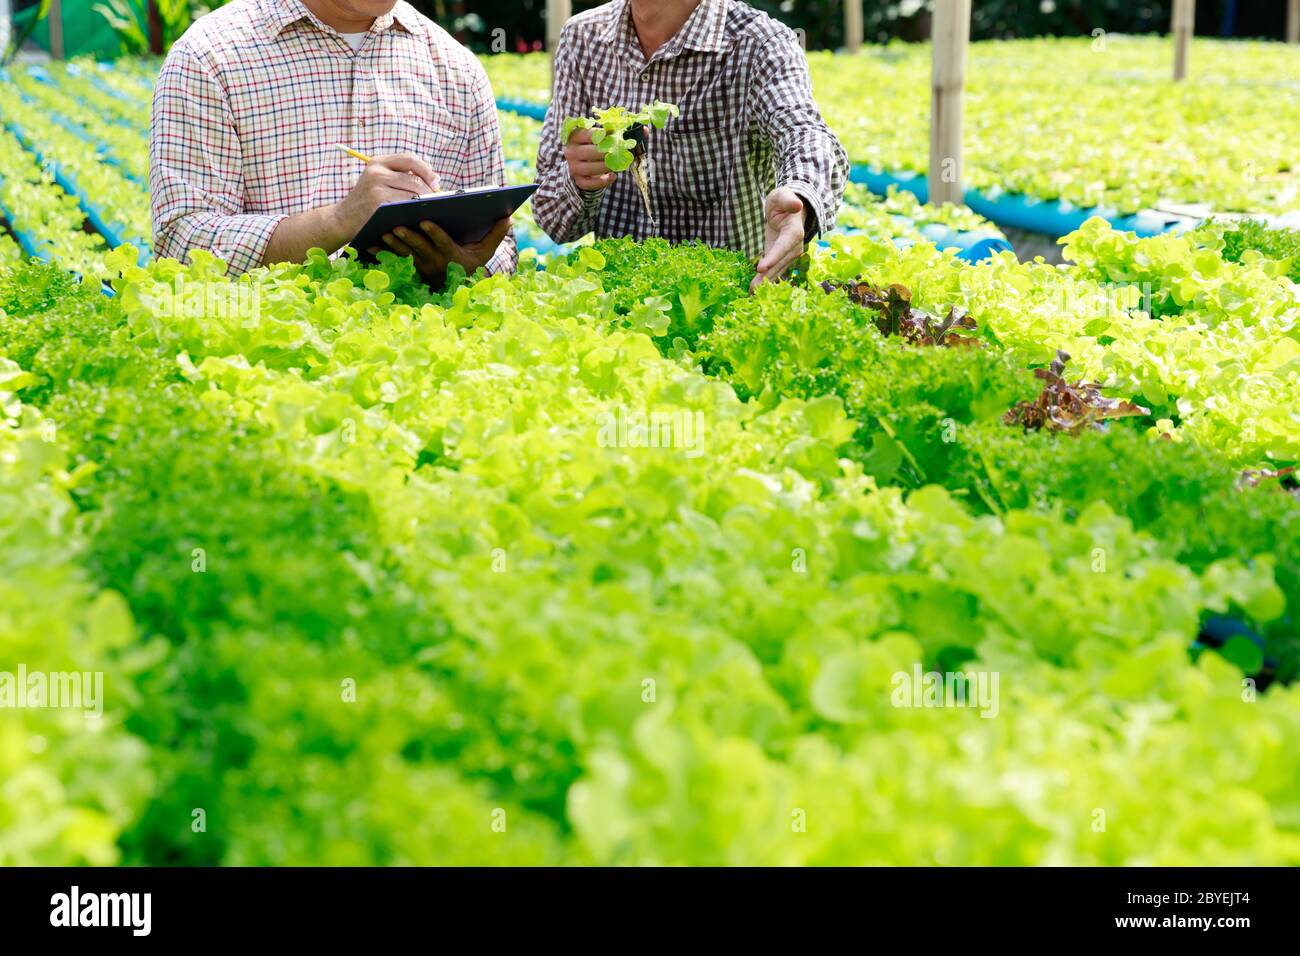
[350, 184, 538, 263]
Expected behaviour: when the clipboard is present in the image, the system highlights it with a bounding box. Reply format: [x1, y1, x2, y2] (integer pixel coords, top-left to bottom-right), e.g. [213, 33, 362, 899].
[350, 184, 539, 263]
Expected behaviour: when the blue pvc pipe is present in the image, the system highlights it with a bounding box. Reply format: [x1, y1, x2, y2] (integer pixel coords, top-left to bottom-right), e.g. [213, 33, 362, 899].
[953, 236, 1014, 262]
[962, 188, 1187, 239]
[854, 166, 930, 205]
[822, 226, 1011, 265]
[514, 223, 566, 258]
[4, 121, 150, 264]
[851, 163, 1189, 239]
[1, 184, 115, 296]
[496, 98, 549, 123]
[89, 62, 157, 97]
[915, 221, 1013, 258]
[0, 196, 50, 261]
[61, 64, 149, 132]
[19, 91, 148, 187]
[75, 61, 147, 96]
[24, 64, 54, 86]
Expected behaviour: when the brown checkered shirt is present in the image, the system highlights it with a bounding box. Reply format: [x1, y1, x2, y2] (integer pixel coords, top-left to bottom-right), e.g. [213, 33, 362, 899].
[533, 0, 848, 258]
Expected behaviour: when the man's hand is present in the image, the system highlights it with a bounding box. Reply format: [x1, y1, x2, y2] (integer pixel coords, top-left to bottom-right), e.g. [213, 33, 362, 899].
[330, 154, 441, 240]
[264, 154, 440, 267]
[565, 127, 617, 193]
[371, 216, 513, 288]
[751, 187, 808, 292]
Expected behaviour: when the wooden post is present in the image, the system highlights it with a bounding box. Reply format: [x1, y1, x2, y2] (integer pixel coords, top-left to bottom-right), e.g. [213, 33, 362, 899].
[148, 0, 164, 55]
[1288, 0, 1299, 45]
[844, 1, 863, 53]
[547, 0, 571, 52]
[48, 0, 63, 60]
[1172, 0, 1195, 81]
[928, 0, 970, 207]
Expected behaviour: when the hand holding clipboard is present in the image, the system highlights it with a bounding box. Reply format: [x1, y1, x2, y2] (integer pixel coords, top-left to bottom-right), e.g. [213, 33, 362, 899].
[334, 145, 534, 279]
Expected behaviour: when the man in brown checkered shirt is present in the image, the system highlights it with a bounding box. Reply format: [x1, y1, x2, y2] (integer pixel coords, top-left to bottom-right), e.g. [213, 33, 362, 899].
[534, 0, 848, 290]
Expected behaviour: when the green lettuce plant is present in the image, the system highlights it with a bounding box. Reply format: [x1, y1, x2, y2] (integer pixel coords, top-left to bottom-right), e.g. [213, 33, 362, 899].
[3, 157, 1300, 866]
[560, 101, 679, 174]
[561, 101, 679, 226]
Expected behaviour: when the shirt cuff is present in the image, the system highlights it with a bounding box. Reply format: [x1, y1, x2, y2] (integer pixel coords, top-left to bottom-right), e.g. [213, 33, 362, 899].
[210, 214, 289, 276]
[781, 181, 828, 242]
[485, 229, 519, 276]
[563, 172, 606, 215]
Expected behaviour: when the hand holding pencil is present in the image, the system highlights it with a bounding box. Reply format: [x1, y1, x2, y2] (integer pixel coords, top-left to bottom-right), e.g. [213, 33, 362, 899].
[334, 144, 440, 184]
[328, 148, 442, 241]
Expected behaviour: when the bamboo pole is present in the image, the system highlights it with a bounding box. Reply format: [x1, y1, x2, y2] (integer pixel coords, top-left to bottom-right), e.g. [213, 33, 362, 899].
[547, 0, 571, 52]
[1172, 0, 1195, 81]
[48, 0, 64, 60]
[49, 0, 63, 60]
[148, 0, 164, 55]
[928, 0, 970, 207]
[844, 1, 863, 53]
[1288, 0, 1299, 45]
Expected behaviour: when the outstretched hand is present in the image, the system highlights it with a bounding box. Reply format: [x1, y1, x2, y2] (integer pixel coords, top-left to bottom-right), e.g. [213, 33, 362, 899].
[751, 187, 808, 293]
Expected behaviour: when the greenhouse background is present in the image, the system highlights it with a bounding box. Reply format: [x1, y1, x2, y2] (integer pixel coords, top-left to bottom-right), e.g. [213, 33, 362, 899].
[7, 0, 1300, 57]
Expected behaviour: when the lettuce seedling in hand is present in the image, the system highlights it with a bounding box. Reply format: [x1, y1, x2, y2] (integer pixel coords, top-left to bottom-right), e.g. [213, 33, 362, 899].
[561, 101, 679, 227]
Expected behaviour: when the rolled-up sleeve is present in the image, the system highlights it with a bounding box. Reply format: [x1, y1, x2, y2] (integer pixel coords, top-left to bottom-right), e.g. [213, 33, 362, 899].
[533, 24, 604, 244]
[751, 29, 849, 238]
[149, 41, 286, 276]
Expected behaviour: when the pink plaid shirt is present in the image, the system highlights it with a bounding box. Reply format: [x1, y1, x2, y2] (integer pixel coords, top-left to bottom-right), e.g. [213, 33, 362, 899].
[150, 0, 516, 277]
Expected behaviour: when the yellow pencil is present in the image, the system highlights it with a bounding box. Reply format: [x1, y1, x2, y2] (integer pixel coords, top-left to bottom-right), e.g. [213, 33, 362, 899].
[334, 143, 375, 164]
[334, 143, 444, 197]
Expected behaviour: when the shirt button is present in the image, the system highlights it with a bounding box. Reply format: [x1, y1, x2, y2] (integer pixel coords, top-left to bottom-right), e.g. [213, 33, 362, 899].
[640, 71, 650, 81]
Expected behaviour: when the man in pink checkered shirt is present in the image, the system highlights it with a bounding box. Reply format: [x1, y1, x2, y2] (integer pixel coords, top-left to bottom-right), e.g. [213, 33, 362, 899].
[150, 0, 515, 282]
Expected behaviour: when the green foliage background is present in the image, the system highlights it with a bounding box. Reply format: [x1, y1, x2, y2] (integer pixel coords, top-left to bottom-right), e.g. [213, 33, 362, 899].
[412, 1, 1290, 52]
[11, 0, 1291, 57]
